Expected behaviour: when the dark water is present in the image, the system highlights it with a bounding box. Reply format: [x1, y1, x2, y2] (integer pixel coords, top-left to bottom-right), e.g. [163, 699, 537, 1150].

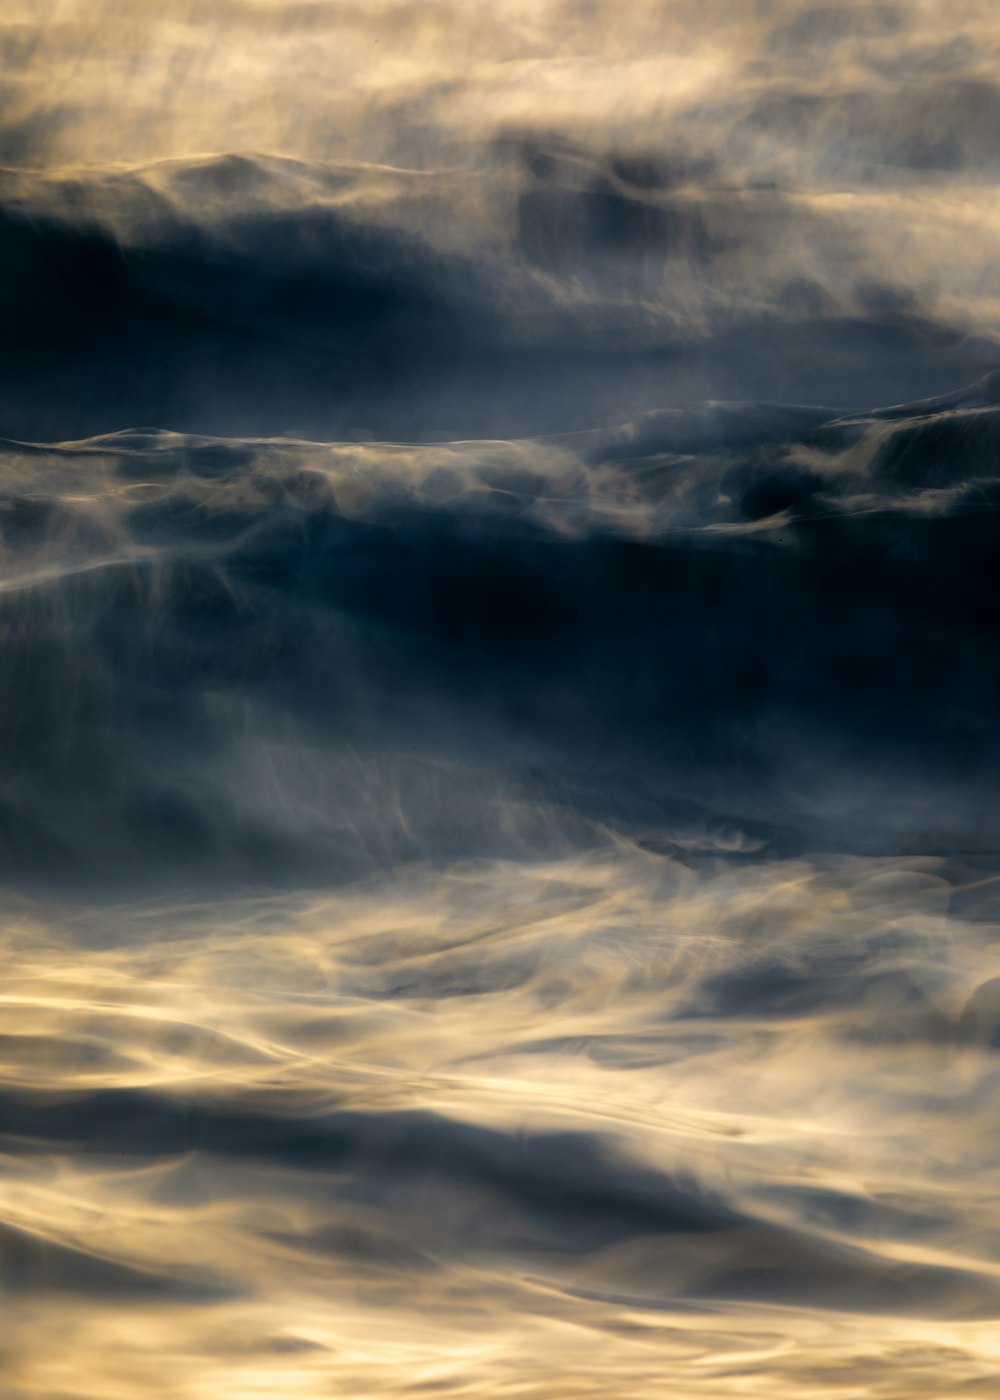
[5, 5, 1000, 1396]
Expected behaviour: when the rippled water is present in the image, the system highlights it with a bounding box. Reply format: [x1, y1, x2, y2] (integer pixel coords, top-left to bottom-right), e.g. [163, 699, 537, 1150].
[4, 847, 1000, 1397]
[5, 2, 1000, 1396]
[4, 392, 1000, 1396]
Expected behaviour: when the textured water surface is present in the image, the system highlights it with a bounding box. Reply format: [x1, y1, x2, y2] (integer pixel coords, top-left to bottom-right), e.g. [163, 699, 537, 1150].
[4, 3, 1000, 1396]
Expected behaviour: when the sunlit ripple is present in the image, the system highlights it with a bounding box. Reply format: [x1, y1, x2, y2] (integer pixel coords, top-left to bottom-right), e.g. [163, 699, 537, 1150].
[5, 1, 1000, 1393]
[4, 848, 1000, 1395]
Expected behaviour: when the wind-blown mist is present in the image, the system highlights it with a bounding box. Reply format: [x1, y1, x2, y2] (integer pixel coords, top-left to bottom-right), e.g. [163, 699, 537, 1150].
[4, 3, 1000, 1398]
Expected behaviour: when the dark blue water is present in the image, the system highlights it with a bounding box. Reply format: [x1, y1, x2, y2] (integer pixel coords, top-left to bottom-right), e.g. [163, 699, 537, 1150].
[4, 38, 1000, 1397]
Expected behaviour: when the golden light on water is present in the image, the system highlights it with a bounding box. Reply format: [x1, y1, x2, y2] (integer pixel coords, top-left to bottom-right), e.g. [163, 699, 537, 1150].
[6, 850, 1000, 1394]
[4, 2, 1000, 1395]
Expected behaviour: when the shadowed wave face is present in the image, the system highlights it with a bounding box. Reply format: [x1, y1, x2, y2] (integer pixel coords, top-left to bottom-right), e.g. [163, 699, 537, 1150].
[4, 4, 1000, 1398]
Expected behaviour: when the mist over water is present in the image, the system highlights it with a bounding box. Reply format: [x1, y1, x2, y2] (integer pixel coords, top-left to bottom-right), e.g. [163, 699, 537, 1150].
[4, 3, 1000, 1397]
